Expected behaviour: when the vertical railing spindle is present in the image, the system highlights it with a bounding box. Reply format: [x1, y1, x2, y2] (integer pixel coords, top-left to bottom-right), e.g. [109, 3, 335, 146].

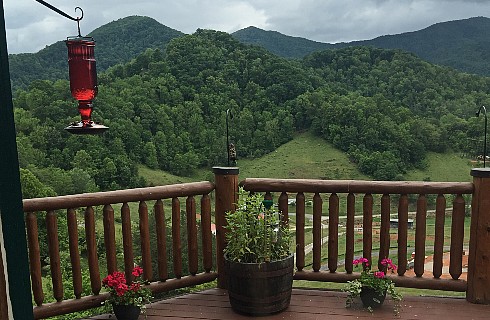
[296, 192, 305, 271]
[46, 210, 63, 302]
[345, 193, 355, 273]
[103, 204, 117, 275]
[201, 194, 213, 272]
[85, 206, 101, 294]
[433, 195, 446, 278]
[172, 197, 182, 279]
[186, 196, 198, 275]
[121, 203, 134, 282]
[414, 195, 427, 277]
[154, 199, 168, 281]
[139, 201, 152, 281]
[279, 192, 289, 225]
[26, 212, 44, 306]
[450, 194, 465, 280]
[397, 195, 408, 276]
[378, 194, 390, 271]
[328, 193, 339, 272]
[67, 208, 82, 298]
[312, 193, 322, 272]
[362, 194, 373, 262]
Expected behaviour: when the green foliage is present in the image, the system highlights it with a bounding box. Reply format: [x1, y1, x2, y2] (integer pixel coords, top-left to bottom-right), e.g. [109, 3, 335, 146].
[224, 188, 290, 263]
[232, 26, 333, 59]
[234, 17, 490, 77]
[9, 16, 184, 92]
[19, 168, 56, 199]
[12, 27, 490, 192]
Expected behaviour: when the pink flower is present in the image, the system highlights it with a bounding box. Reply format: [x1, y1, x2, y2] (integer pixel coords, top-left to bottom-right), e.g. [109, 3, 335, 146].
[374, 271, 385, 279]
[381, 258, 397, 271]
[353, 257, 369, 265]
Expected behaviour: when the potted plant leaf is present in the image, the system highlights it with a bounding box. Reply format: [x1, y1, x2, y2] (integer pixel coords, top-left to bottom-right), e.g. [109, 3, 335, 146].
[224, 187, 293, 315]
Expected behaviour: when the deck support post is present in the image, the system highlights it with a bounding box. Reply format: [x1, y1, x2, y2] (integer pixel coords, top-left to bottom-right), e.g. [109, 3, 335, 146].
[0, 1, 35, 319]
[467, 168, 490, 304]
[213, 167, 239, 289]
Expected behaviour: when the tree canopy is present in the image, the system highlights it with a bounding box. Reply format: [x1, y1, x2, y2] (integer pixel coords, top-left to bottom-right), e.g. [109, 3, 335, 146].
[12, 30, 490, 195]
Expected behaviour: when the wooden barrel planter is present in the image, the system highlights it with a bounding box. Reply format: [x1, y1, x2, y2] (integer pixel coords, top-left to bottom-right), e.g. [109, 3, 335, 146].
[225, 254, 294, 316]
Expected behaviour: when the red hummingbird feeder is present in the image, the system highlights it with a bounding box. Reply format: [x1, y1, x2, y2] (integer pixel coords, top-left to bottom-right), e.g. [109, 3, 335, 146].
[63, 6, 107, 134]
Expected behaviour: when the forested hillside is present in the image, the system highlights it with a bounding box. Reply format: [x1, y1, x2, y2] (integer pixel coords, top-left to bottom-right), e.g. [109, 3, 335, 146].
[233, 17, 490, 76]
[13, 29, 490, 199]
[10, 15, 490, 95]
[232, 26, 332, 59]
[8, 16, 183, 91]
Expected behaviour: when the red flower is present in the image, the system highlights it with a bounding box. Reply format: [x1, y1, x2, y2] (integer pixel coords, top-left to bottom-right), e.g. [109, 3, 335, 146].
[130, 282, 141, 292]
[102, 265, 151, 307]
[115, 283, 128, 296]
[132, 266, 144, 277]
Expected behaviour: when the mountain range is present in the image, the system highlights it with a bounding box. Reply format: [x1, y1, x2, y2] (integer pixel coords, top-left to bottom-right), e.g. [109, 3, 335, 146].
[8, 15, 490, 91]
[233, 16, 490, 76]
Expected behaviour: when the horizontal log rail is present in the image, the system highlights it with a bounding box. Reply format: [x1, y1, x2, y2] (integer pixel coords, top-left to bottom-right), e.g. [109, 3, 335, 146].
[24, 182, 216, 319]
[240, 178, 474, 194]
[241, 178, 473, 292]
[23, 182, 214, 212]
[294, 271, 467, 292]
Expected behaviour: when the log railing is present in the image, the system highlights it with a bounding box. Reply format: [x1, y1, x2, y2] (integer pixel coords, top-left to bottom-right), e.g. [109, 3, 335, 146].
[23, 182, 216, 319]
[18, 168, 490, 319]
[239, 178, 474, 292]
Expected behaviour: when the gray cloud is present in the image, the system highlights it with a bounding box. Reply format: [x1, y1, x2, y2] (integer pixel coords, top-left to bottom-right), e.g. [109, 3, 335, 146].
[4, 0, 490, 53]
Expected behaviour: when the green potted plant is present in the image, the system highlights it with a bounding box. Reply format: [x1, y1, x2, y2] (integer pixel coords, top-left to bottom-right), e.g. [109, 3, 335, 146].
[224, 188, 292, 315]
[102, 266, 152, 320]
[344, 258, 402, 314]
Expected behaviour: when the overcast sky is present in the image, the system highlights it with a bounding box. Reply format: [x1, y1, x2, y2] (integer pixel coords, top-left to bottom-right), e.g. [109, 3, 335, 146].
[4, 0, 490, 54]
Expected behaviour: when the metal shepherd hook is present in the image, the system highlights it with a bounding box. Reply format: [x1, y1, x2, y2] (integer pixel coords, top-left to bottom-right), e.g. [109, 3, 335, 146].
[476, 105, 487, 168]
[34, 0, 84, 36]
[226, 109, 233, 166]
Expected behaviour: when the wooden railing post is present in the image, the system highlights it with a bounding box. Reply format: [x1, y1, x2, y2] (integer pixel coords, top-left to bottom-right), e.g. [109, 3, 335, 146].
[467, 168, 490, 304]
[213, 167, 239, 289]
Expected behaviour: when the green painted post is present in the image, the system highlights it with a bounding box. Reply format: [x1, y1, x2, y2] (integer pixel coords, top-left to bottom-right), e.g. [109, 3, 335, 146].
[0, 1, 35, 319]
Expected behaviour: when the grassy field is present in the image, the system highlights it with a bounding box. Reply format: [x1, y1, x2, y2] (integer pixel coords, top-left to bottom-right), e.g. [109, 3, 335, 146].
[405, 152, 476, 182]
[139, 131, 477, 186]
[235, 131, 368, 180]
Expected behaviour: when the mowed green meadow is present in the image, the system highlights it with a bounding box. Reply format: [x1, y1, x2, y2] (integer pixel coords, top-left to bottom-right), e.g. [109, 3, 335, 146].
[139, 131, 478, 185]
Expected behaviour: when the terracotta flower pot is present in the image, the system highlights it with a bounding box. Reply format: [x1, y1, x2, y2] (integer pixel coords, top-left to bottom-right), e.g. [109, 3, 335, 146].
[360, 286, 386, 309]
[112, 304, 141, 320]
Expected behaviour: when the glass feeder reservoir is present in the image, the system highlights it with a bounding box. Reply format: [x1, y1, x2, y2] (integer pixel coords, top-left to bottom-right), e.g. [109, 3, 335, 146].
[65, 36, 107, 134]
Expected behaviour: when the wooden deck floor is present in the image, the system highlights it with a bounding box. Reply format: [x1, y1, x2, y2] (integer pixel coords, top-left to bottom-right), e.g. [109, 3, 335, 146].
[87, 288, 490, 320]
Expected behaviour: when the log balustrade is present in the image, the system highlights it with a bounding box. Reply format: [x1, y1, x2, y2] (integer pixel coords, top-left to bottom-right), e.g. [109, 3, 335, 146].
[239, 177, 474, 293]
[12, 168, 490, 319]
[23, 182, 216, 319]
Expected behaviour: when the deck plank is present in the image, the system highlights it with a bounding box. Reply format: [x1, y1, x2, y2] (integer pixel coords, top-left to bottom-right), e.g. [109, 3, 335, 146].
[84, 288, 490, 320]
